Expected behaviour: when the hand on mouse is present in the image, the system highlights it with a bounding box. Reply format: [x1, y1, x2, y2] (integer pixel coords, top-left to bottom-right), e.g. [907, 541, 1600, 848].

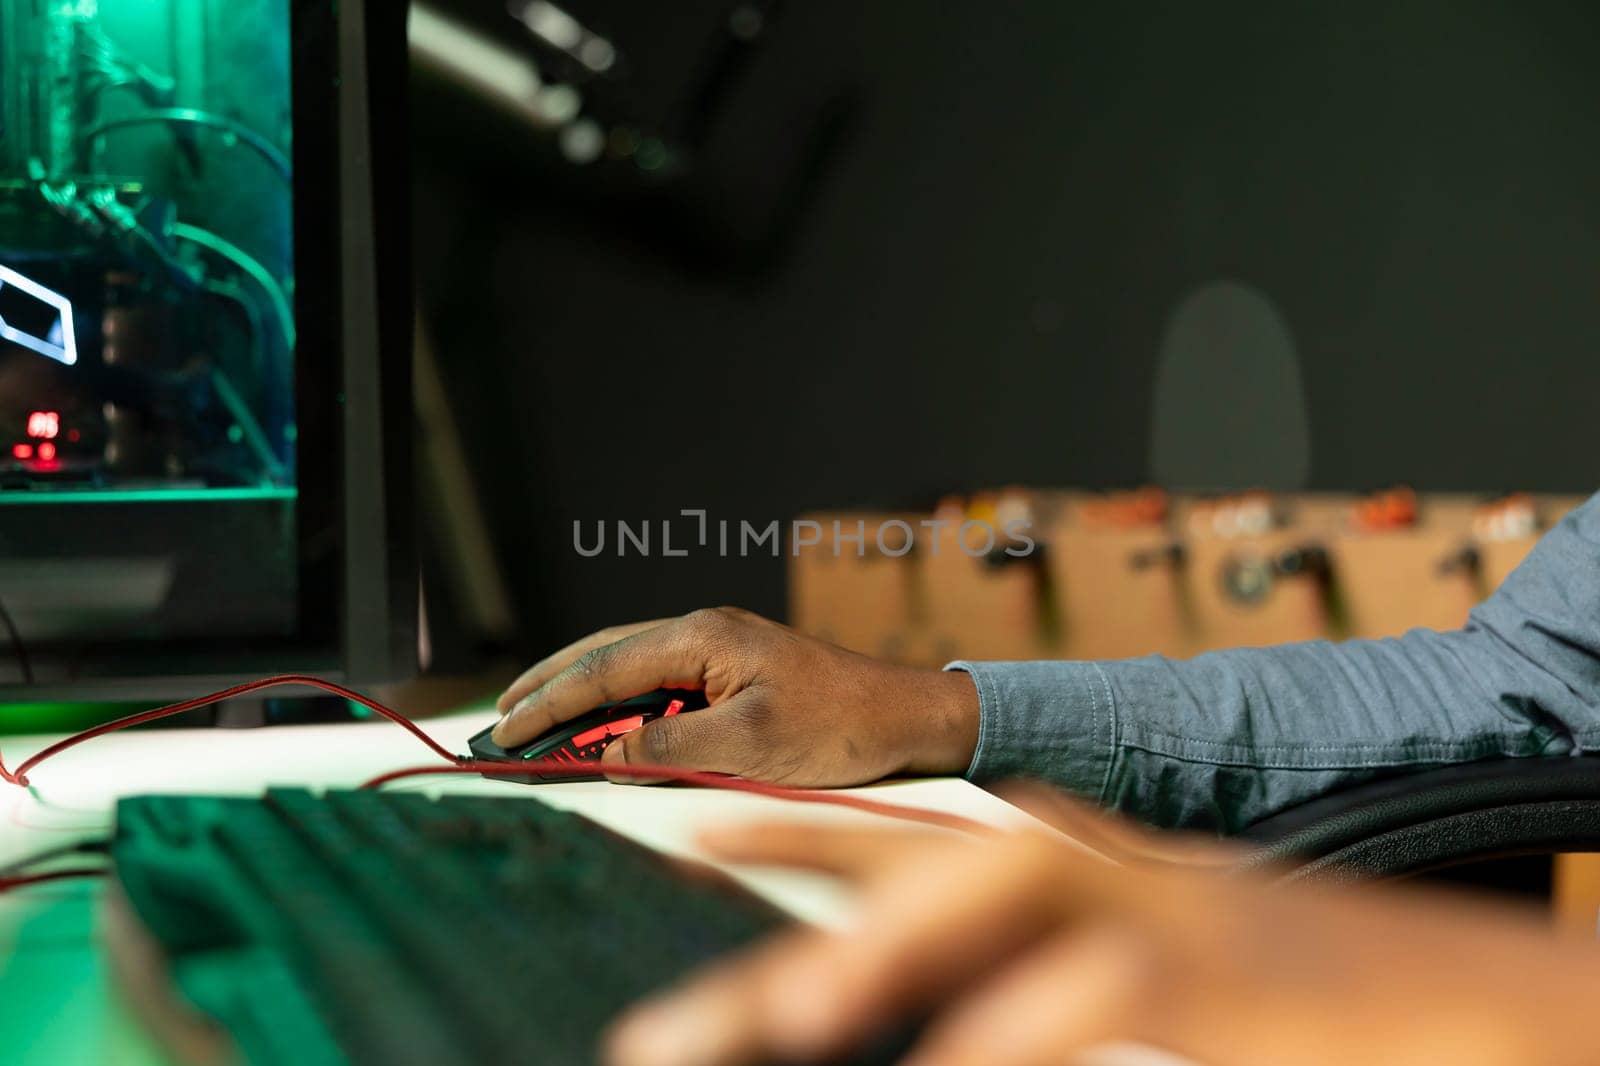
[492, 607, 979, 786]
[602, 788, 1600, 1066]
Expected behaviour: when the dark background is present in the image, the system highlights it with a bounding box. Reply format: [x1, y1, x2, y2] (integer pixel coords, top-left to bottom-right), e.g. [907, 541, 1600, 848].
[410, 0, 1600, 657]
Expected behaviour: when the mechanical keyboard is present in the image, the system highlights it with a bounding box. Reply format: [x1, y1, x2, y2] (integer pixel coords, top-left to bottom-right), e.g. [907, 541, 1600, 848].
[107, 789, 907, 1066]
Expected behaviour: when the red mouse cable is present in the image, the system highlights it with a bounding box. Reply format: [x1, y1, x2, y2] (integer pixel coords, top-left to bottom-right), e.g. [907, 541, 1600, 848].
[0, 675, 991, 835]
[0, 674, 457, 788]
[361, 761, 990, 835]
[0, 868, 106, 893]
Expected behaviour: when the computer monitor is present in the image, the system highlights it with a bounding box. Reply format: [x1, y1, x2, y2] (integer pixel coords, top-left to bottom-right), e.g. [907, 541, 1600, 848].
[0, 0, 414, 700]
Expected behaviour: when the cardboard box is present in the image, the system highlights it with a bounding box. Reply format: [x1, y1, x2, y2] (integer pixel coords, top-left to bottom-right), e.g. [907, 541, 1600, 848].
[1044, 519, 1191, 661]
[921, 519, 1047, 662]
[1184, 532, 1332, 649]
[1332, 530, 1480, 638]
[1329, 495, 1480, 639]
[787, 513, 919, 659]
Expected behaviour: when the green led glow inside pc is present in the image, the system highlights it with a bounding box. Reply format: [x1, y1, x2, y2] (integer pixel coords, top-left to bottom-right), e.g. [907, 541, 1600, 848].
[2, 0, 293, 491]
[0, 0, 415, 704]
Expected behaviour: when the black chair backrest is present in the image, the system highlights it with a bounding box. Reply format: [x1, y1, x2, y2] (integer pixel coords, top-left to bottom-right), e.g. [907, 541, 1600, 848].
[1237, 756, 1600, 883]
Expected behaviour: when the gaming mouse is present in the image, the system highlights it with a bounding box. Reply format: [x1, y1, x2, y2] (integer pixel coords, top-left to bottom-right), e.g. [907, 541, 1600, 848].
[467, 688, 711, 783]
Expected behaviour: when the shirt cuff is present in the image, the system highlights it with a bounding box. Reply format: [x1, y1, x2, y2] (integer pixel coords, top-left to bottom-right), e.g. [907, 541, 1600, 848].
[943, 659, 1120, 804]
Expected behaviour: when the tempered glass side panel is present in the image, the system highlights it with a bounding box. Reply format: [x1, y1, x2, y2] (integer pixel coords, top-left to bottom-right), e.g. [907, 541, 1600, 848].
[0, 0, 309, 687]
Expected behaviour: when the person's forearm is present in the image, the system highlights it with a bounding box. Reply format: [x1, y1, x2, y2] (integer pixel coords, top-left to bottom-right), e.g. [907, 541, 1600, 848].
[952, 626, 1577, 831]
[953, 490, 1600, 831]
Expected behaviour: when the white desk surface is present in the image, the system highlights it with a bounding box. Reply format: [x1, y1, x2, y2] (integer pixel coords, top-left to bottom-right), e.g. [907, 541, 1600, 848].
[0, 707, 1183, 1066]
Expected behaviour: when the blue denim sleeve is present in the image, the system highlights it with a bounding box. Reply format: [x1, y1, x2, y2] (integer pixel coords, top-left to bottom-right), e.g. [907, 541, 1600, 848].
[948, 491, 1600, 832]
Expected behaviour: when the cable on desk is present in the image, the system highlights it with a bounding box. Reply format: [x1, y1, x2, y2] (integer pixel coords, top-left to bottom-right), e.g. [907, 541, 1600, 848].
[0, 868, 106, 893]
[0, 674, 458, 788]
[0, 839, 109, 879]
[0, 674, 989, 836]
[0, 591, 33, 685]
[364, 761, 991, 835]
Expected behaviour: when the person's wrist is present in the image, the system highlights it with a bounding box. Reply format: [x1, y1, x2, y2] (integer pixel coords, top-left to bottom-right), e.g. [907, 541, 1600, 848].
[898, 668, 980, 776]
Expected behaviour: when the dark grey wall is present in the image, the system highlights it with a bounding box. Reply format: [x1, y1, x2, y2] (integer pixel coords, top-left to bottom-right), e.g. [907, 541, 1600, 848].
[414, 1, 1600, 654]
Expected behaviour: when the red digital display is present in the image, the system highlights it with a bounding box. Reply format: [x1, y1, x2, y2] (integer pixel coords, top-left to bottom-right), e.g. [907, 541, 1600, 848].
[37, 441, 57, 462]
[11, 444, 32, 460]
[26, 411, 60, 440]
